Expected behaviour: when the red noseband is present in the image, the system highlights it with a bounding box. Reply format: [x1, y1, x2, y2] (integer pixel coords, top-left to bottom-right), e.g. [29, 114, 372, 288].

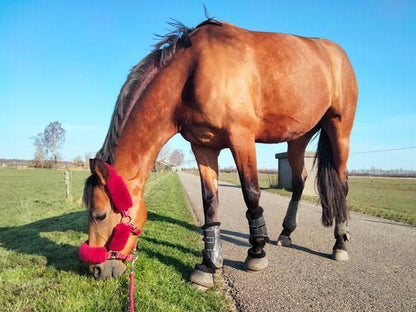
[79, 163, 141, 264]
[104, 163, 133, 214]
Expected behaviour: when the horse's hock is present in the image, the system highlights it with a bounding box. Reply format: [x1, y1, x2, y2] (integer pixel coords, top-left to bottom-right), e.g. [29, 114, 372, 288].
[275, 152, 318, 196]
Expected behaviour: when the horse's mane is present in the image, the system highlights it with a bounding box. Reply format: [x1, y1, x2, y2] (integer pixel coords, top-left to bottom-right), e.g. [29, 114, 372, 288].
[96, 18, 222, 164]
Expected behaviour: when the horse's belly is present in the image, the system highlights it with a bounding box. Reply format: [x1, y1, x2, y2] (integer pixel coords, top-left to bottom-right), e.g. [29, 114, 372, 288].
[181, 126, 228, 149]
[255, 115, 318, 143]
[255, 129, 305, 144]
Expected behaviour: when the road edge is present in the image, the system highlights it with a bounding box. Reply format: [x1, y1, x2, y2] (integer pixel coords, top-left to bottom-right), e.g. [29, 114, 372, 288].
[175, 172, 238, 312]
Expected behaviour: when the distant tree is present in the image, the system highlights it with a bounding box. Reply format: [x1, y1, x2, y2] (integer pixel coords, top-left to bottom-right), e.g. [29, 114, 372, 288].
[84, 152, 92, 169]
[157, 145, 171, 163]
[31, 133, 46, 167]
[43, 121, 65, 164]
[73, 155, 84, 167]
[169, 149, 185, 166]
[220, 166, 237, 173]
[155, 145, 172, 172]
[31, 121, 66, 167]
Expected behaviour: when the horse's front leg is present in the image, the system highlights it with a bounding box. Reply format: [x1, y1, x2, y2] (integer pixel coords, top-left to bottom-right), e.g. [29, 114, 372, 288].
[189, 144, 222, 289]
[230, 134, 269, 271]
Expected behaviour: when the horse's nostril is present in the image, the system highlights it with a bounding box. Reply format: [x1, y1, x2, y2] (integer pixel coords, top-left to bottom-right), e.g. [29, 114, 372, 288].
[110, 260, 127, 277]
[93, 266, 102, 279]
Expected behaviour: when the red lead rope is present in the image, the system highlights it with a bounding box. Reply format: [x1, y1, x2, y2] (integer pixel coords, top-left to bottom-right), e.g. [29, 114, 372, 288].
[129, 271, 135, 312]
[129, 246, 137, 312]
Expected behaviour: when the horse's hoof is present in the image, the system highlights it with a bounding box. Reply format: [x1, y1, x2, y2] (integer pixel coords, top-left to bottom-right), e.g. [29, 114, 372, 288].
[332, 249, 349, 261]
[189, 269, 214, 289]
[245, 255, 268, 271]
[277, 235, 292, 247]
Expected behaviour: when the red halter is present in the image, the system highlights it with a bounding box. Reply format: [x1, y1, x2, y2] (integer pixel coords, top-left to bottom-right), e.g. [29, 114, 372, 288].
[79, 163, 141, 264]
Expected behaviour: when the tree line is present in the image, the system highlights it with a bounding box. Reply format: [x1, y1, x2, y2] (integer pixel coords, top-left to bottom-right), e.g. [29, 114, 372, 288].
[30, 122, 186, 170]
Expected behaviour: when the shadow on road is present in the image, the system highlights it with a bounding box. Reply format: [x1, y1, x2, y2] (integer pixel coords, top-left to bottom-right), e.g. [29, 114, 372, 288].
[287, 244, 332, 259]
[221, 229, 251, 247]
[223, 258, 246, 271]
[220, 229, 332, 261]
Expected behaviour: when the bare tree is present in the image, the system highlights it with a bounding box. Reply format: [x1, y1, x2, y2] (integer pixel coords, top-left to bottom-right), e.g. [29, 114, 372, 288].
[157, 144, 171, 163]
[43, 121, 65, 164]
[73, 155, 84, 167]
[31, 133, 46, 167]
[84, 152, 92, 169]
[169, 149, 185, 166]
[155, 144, 172, 172]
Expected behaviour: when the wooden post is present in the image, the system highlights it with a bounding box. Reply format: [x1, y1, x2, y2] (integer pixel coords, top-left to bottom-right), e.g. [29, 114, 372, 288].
[65, 171, 72, 201]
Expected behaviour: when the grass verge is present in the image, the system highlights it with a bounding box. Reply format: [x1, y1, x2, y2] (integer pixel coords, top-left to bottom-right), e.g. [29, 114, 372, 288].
[0, 168, 232, 311]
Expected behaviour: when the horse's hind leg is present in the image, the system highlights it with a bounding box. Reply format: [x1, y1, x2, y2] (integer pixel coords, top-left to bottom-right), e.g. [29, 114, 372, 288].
[189, 144, 222, 289]
[230, 133, 269, 271]
[319, 116, 353, 261]
[277, 129, 317, 246]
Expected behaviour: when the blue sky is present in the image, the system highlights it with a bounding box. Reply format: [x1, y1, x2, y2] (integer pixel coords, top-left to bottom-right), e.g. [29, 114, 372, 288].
[1, 1, 415, 170]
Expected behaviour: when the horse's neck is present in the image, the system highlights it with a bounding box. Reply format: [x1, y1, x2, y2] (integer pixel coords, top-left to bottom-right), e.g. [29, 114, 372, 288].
[112, 72, 183, 193]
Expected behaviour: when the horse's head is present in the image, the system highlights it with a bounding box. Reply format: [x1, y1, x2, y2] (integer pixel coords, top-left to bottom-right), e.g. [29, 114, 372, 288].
[80, 158, 142, 280]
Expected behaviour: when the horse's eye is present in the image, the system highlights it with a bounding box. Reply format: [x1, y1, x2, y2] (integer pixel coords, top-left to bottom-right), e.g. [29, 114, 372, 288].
[93, 213, 107, 222]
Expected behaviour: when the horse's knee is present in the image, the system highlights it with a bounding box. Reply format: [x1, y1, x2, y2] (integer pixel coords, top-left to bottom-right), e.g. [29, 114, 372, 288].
[202, 195, 216, 219]
[201, 186, 218, 221]
[243, 185, 260, 211]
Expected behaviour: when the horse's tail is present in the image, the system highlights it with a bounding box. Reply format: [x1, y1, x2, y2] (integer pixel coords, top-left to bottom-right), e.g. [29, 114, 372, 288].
[315, 129, 349, 227]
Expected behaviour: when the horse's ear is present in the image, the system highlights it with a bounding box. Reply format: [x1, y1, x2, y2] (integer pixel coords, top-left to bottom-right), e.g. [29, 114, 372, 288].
[90, 158, 109, 185]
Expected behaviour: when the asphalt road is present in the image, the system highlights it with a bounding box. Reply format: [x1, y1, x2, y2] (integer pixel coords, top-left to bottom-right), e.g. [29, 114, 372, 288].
[177, 172, 416, 312]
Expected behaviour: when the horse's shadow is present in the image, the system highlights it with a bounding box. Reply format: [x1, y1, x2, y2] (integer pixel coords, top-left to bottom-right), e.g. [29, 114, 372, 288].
[218, 228, 332, 271]
[0, 210, 204, 280]
[286, 244, 332, 259]
[0, 208, 332, 280]
[0, 210, 90, 275]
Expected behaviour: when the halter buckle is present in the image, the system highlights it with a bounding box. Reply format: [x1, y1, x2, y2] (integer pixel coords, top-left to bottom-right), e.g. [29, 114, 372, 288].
[109, 251, 118, 260]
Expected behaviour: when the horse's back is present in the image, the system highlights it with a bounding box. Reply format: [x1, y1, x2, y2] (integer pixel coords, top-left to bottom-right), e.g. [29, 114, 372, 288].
[183, 22, 357, 143]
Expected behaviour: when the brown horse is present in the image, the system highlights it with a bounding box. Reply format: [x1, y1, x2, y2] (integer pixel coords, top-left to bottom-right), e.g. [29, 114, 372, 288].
[81, 19, 357, 288]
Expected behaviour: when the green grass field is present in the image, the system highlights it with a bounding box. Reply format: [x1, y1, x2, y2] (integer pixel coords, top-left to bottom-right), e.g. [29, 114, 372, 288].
[217, 172, 416, 225]
[0, 168, 232, 312]
[346, 177, 416, 225]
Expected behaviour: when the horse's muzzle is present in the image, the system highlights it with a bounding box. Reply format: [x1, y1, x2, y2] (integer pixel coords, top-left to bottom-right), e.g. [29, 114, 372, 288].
[90, 260, 127, 280]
